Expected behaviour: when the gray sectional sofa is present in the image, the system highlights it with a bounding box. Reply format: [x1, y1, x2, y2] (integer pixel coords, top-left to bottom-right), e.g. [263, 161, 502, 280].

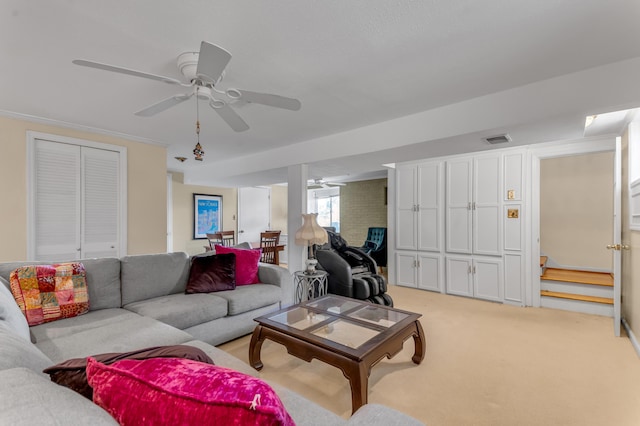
[0, 251, 423, 425]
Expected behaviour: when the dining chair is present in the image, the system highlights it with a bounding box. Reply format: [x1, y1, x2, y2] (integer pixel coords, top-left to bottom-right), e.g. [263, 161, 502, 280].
[205, 230, 236, 251]
[259, 231, 281, 264]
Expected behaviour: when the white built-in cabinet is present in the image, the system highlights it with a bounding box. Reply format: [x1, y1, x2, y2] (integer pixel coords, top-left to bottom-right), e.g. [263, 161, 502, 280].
[395, 161, 444, 292]
[394, 148, 525, 305]
[444, 154, 502, 301]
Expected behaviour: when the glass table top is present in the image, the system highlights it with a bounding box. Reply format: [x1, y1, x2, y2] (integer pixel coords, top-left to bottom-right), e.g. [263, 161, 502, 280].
[258, 295, 420, 352]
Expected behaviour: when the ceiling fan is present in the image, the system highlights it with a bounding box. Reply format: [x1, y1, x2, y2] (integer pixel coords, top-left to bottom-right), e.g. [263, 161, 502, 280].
[72, 41, 301, 132]
[307, 178, 346, 189]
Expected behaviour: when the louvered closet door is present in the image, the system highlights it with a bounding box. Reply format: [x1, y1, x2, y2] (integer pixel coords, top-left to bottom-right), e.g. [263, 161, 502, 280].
[33, 140, 82, 261]
[32, 140, 121, 261]
[81, 147, 119, 258]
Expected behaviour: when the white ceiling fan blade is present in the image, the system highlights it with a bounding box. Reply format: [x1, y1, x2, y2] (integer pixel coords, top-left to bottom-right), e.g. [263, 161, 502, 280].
[233, 89, 301, 111]
[211, 103, 249, 132]
[72, 59, 185, 85]
[196, 42, 232, 85]
[134, 93, 193, 117]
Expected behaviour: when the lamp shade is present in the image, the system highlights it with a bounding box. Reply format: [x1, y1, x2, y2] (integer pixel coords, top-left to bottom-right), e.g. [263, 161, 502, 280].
[294, 213, 328, 246]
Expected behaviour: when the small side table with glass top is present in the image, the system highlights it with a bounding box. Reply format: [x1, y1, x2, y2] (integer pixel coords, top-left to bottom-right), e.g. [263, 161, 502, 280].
[294, 270, 328, 303]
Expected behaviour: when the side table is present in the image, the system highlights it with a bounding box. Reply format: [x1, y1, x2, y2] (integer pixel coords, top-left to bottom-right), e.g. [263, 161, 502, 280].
[294, 270, 328, 303]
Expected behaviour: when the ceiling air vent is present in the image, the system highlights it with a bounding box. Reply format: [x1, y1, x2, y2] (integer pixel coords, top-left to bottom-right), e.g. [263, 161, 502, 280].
[483, 134, 511, 144]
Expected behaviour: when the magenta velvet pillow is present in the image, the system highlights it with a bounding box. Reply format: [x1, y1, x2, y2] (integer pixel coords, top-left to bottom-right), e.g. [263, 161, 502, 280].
[86, 357, 295, 426]
[214, 245, 261, 285]
[186, 253, 236, 293]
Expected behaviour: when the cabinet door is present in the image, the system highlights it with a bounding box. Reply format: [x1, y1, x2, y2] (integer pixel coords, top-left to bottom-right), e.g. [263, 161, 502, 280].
[417, 162, 441, 252]
[418, 253, 443, 292]
[446, 159, 472, 254]
[396, 251, 417, 288]
[81, 147, 120, 259]
[445, 256, 473, 296]
[33, 140, 82, 261]
[473, 155, 501, 255]
[396, 165, 417, 250]
[473, 258, 503, 302]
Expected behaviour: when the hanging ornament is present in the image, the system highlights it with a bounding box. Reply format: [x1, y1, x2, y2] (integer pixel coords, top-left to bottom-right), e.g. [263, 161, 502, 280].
[193, 88, 204, 161]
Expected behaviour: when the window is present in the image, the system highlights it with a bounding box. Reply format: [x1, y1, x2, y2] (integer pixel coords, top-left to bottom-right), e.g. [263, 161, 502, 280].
[308, 187, 340, 232]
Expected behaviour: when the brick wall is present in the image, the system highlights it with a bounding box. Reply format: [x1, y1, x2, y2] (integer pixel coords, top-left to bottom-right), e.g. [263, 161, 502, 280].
[340, 178, 387, 246]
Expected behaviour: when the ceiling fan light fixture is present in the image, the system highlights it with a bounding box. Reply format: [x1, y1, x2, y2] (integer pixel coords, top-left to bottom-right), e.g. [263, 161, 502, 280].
[177, 52, 199, 82]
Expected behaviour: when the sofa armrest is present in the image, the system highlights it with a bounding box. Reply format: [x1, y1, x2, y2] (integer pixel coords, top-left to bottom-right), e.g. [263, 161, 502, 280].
[257, 263, 288, 288]
[348, 403, 425, 425]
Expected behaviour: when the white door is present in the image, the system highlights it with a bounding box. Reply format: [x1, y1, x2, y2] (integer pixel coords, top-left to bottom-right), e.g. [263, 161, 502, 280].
[445, 256, 473, 296]
[473, 156, 501, 255]
[395, 252, 417, 288]
[30, 137, 124, 262]
[418, 253, 443, 292]
[238, 187, 271, 244]
[611, 137, 622, 336]
[396, 165, 417, 250]
[81, 148, 119, 258]
[417, 162, 441, 252]
[446, 159, 473, 254]
[32, 140, 82, 261]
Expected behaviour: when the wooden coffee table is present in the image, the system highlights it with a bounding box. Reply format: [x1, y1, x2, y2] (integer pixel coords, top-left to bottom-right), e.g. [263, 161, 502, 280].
[249, 295, 425, 413]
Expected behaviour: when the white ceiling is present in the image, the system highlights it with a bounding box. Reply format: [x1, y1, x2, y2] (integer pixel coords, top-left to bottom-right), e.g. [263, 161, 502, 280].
[3, 0, 640, 187]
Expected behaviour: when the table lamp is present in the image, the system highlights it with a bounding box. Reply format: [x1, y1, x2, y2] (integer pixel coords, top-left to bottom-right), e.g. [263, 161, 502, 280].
[294, 213, 328, 274]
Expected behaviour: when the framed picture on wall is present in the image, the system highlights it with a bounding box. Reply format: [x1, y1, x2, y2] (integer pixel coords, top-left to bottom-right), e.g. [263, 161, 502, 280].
[193, 194, 223, 239]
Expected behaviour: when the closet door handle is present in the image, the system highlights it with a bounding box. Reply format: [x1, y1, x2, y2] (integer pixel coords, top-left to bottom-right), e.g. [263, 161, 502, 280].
[472, 202, 476, 210]
[467, 202, 472, 210]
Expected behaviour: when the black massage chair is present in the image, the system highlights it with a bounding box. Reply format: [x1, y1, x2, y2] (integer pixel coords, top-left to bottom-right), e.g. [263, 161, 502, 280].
[315, 231, 393, 307]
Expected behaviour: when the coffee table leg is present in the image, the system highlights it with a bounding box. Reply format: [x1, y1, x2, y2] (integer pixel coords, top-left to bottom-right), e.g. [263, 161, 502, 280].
[411, 320, 426, 364]
[344, 360, 369, 414]
[249, 325, 265, 370]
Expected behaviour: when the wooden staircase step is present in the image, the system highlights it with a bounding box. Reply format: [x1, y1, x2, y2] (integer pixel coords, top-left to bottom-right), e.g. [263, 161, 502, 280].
[540, 290, 613, 305]
[540, 268, 613, 287]
[540, 256, 548, 268]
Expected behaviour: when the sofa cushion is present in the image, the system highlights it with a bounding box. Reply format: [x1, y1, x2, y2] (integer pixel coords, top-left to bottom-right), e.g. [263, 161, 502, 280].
[120, 252, 190, 305]
[186, 253, 236, 293]
[124, 293, 228, 330]
[0, 276, 30, 341]
[0, 322, 52, 375]
[10, 263, 89, 326]
[44, 345, 214, 400]
[0, 258, 121, 311]
[33, 310, 193, 364]
[0, 368, 118, 425]
[86, 357, 295, 426]
[76, 257, 121, 310]
[214, 283, 283, 316]
[215, 245, 262, 285]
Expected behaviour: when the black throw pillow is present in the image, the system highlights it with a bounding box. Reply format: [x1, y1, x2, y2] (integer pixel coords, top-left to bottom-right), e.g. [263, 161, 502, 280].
[185, 253, 236, 294]
[43, 345, 214, 399]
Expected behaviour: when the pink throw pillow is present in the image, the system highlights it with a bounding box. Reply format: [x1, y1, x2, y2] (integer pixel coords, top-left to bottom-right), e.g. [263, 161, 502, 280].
[86, 357, 295, 426]
[214, 245, 261, 285]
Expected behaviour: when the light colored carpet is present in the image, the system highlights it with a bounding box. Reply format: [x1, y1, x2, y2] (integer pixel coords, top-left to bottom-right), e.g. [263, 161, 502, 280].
[219, 285, 640, 425]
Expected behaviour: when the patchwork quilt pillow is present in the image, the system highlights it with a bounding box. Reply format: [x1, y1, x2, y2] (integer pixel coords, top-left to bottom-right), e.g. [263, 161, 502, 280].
[9, 263, 89, 326]
[86, 357, 295, 426]
[214, 245, 262, 285]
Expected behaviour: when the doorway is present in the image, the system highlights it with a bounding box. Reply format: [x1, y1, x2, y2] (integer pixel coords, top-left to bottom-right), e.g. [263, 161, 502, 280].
[531, 138, 620, 334]
[237, 187, 271, 244]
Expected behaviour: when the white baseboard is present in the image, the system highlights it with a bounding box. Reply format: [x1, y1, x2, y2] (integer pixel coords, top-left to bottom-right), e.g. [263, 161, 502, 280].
[622, 318, 640, 359]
